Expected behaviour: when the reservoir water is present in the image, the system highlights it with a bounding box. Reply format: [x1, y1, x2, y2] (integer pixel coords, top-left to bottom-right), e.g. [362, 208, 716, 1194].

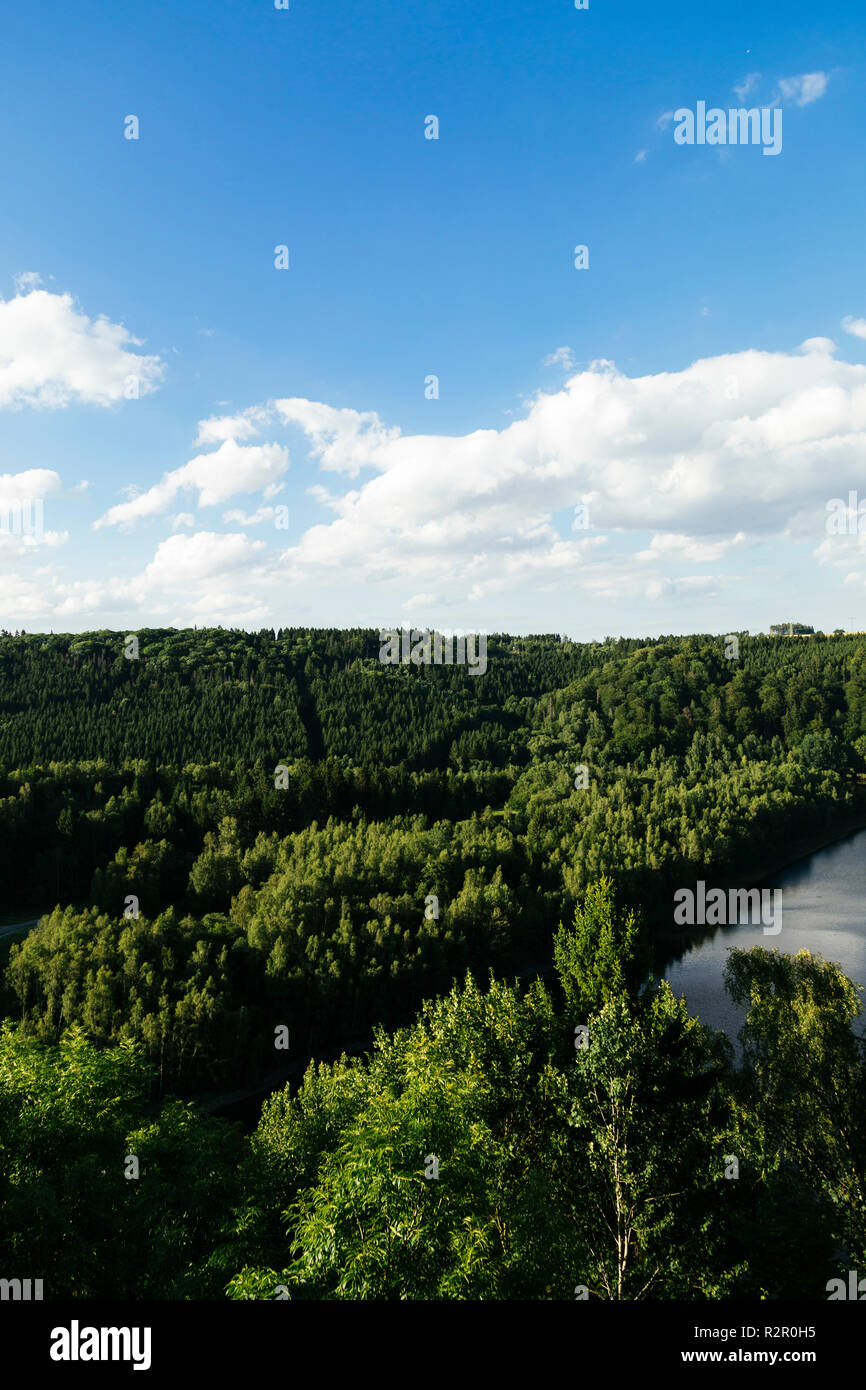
[663, 828, 866, 1041]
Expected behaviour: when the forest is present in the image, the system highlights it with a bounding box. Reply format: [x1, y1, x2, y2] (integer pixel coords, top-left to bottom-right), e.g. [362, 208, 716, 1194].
[1, 625, 865, 1298]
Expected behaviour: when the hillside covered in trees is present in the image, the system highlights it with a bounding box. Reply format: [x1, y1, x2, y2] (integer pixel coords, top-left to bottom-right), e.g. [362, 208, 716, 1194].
[2, 910, 864, 1300]
[2, 626, 864, 1093]
[1, 625, 865, 1300]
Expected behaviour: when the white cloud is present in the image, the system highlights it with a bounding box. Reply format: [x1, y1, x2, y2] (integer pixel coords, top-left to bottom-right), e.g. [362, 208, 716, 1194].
[0, 286, 164, 408]
[637, 532, 750, 563]
[0, 528, 67, 552]
[20, 530, 275, 624]
[273, 398, 399, 476]
[543, 347, 576, 369]
[776, 72, 829, 107]
[732, 72, 761, 101]
[195, 406, 271, 446]
[0, 469, 68, 550]
[798, 336, 836, 355]
[0, 468, 62, 507]
[814, 531, 866, 589]
[123, 531, 276, 625]
[21, 332, 866, 628]
[13, 271, 43, 293]
[269, 337, 866, 606]
[842, 316, 866, 341]
[223, 505, 277, 526]
[134, 531, 268, 592]
[402, 593, 438, 608]
[169, 513, 195, 530]
[634, 149, 647, 164]
[94, 438, 290, 528]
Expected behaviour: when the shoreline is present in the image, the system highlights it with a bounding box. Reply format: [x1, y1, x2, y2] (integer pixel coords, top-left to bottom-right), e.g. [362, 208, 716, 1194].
[12, 801, 866, 1127]
[737, 802, 866, 891]
[651, 800, 866, 971]
[655, 803, 866, 1042]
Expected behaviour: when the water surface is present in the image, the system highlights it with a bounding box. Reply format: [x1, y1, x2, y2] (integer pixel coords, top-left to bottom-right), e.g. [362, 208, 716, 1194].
[662, 829, 866, 1041]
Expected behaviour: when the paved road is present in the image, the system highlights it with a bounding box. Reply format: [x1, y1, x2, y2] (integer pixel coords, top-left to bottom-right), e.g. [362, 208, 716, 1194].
[0, 918, 40, 941]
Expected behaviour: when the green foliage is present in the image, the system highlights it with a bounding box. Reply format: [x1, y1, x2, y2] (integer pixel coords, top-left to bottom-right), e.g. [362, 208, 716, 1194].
[565, 983, 732, 1299]
[724, 947, 866, 1275]
[225, 956, 866, 1301]
[5, 628, 865, 1093]
[0, 1022, 243, 1297]
[228, 974, 572, 1300]
[1, 625, 866, 1299]
[1, 939, 865, 1301]
[553, 875, 640, 1017]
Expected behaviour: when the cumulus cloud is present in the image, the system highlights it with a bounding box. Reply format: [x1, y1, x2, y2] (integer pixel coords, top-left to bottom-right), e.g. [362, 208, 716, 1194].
[195, 406, 271, 446]
[94, 438, 289, 528]
[0, 527, 67, 552]
[0, 286, 164, 408]
[0, 468, 62, 507]
[273, 399, 400, 476]
[119, 531, 276, 625]
[21, 333, 866, 627]
[776, 72, 829, 107]
[20, 530, 275, 625]
[268, 336, 866, 605]
[133, 531, 268, 592]
[0, 469, 68, 549]
[842, 316, 866, 341]
[13, 271, 43, 293]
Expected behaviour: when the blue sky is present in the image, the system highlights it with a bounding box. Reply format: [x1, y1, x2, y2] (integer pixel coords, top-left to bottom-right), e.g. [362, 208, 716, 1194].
[1, 0, 865, 638]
